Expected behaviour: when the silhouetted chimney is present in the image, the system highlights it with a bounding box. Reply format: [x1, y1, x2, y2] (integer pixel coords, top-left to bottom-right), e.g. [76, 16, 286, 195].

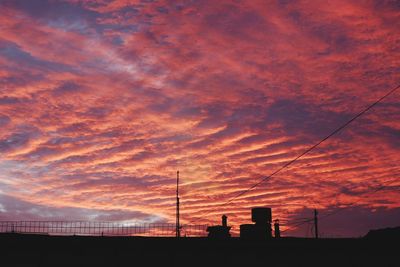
[274, 219, 280, 238]
[222, 215, 227, 227]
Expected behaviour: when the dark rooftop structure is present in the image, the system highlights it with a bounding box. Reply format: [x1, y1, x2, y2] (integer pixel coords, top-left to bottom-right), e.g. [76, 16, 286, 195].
[240, 207, 273, 239]
[206, 215, 231, 238]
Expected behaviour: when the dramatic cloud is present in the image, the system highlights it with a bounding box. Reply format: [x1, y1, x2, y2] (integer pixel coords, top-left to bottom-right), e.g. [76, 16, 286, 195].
[0, 0, 399, 236]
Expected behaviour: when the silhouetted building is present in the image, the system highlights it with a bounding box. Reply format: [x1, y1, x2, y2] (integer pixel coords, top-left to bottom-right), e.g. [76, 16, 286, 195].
[240, 224, 270, 239]
[207, 215, 231, 238]
[364, 226, 400, 240]
[240, 207, 272, 239]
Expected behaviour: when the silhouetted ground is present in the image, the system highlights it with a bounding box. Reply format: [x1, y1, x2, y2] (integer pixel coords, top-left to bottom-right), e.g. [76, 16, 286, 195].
[0, 233, 397, 267]
[365, 226, 400, 240]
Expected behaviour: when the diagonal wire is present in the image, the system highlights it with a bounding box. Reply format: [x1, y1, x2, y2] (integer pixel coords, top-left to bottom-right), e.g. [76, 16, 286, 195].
[320, 178, 400, 220]
[186, 83, 400, 225]
[280, 218, 314, 234]
[280, 178, 400, 236]
[220, 83, 400, 206]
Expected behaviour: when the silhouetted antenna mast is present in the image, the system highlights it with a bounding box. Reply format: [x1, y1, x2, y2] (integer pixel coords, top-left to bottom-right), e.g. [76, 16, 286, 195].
[176, 170, 181, 238]
[314, 209, 319, 239]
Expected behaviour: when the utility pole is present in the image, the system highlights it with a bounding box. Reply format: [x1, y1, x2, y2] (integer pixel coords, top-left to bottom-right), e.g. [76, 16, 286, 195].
[176, 170, 180, 238]
[314, 209, 319, 239]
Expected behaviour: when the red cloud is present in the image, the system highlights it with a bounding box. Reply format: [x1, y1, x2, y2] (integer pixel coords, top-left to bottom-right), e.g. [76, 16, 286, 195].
[0, 0, 399, 236]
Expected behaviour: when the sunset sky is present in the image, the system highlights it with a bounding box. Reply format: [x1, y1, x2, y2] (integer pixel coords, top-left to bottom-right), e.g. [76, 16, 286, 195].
[0, 0, 399, 237]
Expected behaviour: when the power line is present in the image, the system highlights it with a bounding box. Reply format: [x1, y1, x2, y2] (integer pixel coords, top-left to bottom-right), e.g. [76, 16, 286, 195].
[220, 83, 400, 206]
[187, 83, 399, 225]
[282, 178, 399, 235]
[280, 218, 314, 234]
[319, 178, 400, 220]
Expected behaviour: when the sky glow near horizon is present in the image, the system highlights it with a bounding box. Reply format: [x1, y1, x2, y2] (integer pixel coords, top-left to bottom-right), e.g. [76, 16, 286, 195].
[0, 0, 399, 237]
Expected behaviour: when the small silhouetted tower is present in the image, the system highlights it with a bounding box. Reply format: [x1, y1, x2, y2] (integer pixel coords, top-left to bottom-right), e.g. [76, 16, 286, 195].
[222, 215, 227, 227]
[274, 219, 280, 238]
[314, 209, 319, 239]
[176, 171, 180, 238]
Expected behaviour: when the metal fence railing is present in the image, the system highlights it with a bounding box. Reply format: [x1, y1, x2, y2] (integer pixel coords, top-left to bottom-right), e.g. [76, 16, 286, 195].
[0, 221, 208, 237]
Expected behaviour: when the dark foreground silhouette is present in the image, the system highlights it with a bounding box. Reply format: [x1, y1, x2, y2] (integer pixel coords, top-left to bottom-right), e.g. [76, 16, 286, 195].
[0, 229, 398, 267]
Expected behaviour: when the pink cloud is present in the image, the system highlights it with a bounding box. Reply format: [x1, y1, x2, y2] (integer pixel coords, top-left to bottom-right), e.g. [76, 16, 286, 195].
[0, 0, 399, 236]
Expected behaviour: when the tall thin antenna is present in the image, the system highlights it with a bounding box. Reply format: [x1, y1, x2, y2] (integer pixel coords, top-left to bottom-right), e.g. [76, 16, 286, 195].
[314, 209, 319, 239]
[176, 170, 180, 238]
